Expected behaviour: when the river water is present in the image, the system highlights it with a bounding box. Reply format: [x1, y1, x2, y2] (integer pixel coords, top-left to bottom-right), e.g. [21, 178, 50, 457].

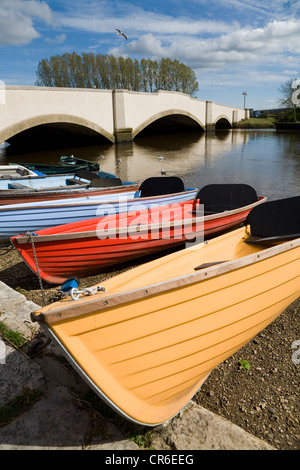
[1, 129, 300, 201]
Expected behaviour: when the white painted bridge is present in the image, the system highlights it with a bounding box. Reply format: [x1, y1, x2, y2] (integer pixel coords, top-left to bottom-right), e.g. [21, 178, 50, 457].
[0, 86, 249, 148]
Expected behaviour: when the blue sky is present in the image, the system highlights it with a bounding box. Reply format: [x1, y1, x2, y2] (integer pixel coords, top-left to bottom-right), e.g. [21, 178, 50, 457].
[0, 0, 300, 110]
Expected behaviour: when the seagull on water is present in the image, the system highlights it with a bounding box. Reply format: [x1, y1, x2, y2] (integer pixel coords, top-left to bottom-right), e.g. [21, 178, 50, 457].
[116, 28, 128, 40]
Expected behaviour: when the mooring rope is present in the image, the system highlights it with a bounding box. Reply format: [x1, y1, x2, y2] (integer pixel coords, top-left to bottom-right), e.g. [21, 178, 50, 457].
[28, 232, 47, 306]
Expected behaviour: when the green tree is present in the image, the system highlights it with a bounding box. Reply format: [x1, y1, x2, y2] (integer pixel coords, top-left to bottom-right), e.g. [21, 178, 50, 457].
[36, 59, 53, 86]
[35, 52, 199, 97]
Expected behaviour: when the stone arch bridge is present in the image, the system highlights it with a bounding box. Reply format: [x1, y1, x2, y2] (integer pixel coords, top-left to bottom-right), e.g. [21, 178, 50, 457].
[0, 86, 249, 151]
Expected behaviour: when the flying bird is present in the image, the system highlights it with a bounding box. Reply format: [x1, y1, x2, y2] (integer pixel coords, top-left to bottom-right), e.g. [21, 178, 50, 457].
[116, 28, 128, 40]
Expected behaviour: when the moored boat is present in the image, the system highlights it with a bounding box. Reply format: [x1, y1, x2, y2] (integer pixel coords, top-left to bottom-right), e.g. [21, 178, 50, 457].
[0, 177, 197, 243]
[13, 156, 100, 175]
[31, 195, 300, 425]
[60, 155, 100, 170]
[0, 169, 136, 206]
[11, 184, 266, 284]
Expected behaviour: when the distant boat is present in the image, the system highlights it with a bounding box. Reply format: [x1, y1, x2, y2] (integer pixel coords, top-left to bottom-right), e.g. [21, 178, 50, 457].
[1, 177, 197, 243]
[11, 184, 266, 284]
[12, 156, 101, 175]
[31, 195, 300, 426]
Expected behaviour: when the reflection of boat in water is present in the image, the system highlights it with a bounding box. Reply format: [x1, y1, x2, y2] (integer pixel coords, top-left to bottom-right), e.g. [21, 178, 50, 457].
[31, 196, 300, 426]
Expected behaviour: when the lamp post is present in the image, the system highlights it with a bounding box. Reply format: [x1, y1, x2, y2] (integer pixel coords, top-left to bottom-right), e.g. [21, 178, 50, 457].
[242, 91, 248, 109]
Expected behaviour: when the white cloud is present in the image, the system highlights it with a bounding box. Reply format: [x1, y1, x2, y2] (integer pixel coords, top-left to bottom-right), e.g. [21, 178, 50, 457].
[189, 0, 299, 23]
[110, 18, 300, 72]
[45, 34, 66, 44]
[56, 1, 237, 37]
[0, 0, 53, 46]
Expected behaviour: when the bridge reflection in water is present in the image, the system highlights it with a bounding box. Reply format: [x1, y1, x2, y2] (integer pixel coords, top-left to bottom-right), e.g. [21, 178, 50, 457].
[2, 129, 300, 202]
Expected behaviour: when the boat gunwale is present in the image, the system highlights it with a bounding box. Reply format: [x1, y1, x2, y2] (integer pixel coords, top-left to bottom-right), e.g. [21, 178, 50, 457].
[0, 183, 139, 198]
[32, 230, 300, 325]
[0, 189, 197, 212]
[13, 196, 266, 245]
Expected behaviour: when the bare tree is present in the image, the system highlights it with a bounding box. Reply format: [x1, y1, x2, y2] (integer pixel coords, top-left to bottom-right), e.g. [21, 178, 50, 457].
[278, 78, 300, 122]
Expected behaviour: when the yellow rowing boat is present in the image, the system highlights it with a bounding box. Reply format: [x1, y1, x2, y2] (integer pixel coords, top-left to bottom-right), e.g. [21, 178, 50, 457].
[31, 196, 300, 426]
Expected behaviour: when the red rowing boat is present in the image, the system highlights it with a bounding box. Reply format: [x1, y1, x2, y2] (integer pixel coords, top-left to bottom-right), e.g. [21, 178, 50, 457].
[11, 184, 266, 284]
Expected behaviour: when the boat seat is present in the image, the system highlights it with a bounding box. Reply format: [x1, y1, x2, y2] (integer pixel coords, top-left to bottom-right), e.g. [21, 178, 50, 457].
[65, 178, 88, 186]
[8, 182, 35, 190]
[75, 170, 101, 181]
[88, 177, 122, 188]
[196, 184, 258, 213]
[139, 177, 185, 197]
[245, 195, 300, 244]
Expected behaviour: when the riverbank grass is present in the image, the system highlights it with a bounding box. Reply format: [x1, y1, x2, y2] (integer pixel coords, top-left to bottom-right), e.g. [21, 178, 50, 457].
[0, 321, 27, 348]
[234, 117, 276, 128]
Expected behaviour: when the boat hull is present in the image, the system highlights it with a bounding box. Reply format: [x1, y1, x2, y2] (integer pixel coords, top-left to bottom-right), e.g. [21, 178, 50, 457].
[0, 189, 197, 242]
[32, 226, 300, 425]
[0, 183, 138, 206]
[11, 197, 266, 284]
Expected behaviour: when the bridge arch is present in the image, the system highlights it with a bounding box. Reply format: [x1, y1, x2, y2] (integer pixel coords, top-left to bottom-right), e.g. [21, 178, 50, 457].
[3, 113, 115, 151]
[132, 109, 205, 138]
[214, 114, 232, 129]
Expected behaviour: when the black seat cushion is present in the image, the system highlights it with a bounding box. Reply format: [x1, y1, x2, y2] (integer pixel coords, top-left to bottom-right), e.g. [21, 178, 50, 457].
[245, 195, 300, 238]
[75, 170, 101, 181]
[139, 177, 185, 197]
[88, 177, 122, 187]
[197, 184, 258, 213]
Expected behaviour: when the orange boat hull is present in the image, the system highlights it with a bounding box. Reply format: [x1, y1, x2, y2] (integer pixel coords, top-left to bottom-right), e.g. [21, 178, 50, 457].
[11, 197, 266, 284]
